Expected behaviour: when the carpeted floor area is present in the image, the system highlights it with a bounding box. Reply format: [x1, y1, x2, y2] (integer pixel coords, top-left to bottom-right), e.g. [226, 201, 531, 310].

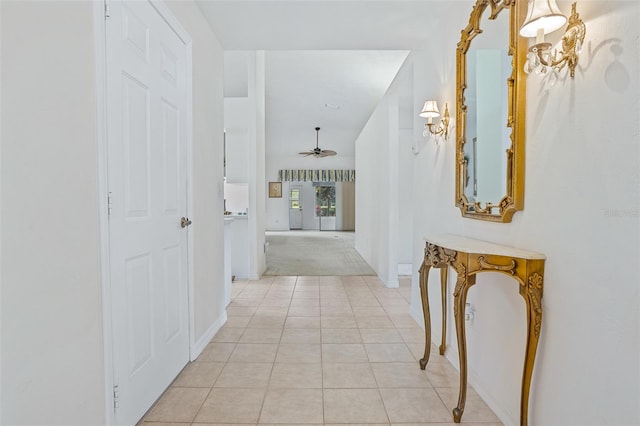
[264, 231, 375, 276]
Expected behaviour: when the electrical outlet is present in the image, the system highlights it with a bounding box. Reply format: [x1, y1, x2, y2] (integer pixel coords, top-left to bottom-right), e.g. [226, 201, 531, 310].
[465, 302, 475, 324]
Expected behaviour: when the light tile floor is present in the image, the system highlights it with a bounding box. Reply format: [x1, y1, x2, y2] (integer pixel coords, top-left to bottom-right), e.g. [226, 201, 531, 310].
[140, 275, 502, 426]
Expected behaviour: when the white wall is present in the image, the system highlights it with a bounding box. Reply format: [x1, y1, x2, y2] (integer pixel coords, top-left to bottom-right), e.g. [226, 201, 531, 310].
[223, 52, 266, 279]
[407, 2, 640, 425]
[355, 104, 392, 285]
[355, 56, 416, 288]
[353, 2, 639, 423]
[1, 2, 105, 423]
[249, 51, 267, 279]
[224, 95, 250, 185]
[397, 80, 414, 269]
[229, 217, 249, 279]
[224, 181, 249, 213]
[223, 51, 249, 97]
[397, 129, 414, 270]
[224, 127, 249, 183]
[0, 1, 226, 423]
[165, 0, 226, 352]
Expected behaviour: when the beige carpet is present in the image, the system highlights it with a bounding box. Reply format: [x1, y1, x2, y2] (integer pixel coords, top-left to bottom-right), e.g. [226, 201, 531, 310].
[264, 231, 375, 276]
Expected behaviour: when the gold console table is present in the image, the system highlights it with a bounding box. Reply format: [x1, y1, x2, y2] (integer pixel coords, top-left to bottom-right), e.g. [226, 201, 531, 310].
[418, 235, 545, 426]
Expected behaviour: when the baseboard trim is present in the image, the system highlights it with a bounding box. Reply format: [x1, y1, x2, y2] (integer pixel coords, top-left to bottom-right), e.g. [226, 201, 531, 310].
[466, 368, 515, 426]
[384, 276, 399, 288]
[191, 311, 227, 361]
[398, 263, 413, 276]
[410, 303, 513, 425]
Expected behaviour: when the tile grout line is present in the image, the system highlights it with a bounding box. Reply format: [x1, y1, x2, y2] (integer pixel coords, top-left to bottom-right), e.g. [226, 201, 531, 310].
[145, 275, 500, 425]
[256, 278, 277, 424]
[365, 287, 391, 426]
[319, 276, 325, 425]
[189, 279, 245, 424]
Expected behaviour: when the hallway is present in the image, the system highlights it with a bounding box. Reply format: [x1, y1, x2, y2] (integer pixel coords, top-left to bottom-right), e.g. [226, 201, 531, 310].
[140, 275, 501, 425]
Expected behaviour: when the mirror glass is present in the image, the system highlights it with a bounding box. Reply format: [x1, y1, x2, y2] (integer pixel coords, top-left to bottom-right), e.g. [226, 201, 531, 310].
[456, 0, 526, 222]
[464, 12, 509, 206]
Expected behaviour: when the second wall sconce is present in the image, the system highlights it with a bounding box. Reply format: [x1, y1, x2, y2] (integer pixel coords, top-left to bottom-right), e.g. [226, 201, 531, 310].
[520, 1, 586, 79]
[419, 100, 450, 141]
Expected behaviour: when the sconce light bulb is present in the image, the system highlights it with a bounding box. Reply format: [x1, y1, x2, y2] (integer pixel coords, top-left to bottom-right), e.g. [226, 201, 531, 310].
[536, 28, 544, 44]
[523, 2, 586, 80]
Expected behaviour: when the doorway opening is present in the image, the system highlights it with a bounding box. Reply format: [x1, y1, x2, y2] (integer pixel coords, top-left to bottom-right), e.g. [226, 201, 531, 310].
[314, 183, 336, 231]
[289, 185, 302, 230]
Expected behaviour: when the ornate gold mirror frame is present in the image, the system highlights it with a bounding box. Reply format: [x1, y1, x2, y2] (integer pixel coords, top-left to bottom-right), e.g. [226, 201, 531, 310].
[455, 0, 526, 222]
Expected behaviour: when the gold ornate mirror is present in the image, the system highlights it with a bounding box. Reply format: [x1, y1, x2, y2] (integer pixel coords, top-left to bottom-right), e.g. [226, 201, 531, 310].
[456, 0, 526, 222]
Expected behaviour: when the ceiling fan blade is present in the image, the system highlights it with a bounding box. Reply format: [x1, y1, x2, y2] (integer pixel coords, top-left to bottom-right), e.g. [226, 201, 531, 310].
[298, 127, 336, 157]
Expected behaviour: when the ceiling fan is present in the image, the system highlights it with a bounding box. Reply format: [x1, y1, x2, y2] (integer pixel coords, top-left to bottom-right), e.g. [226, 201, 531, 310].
[299, 127, 337, 158]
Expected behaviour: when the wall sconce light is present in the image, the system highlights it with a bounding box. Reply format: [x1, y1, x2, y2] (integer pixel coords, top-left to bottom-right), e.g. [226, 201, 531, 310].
[419, 100, 450, 141]
[520, 1, 586, 80]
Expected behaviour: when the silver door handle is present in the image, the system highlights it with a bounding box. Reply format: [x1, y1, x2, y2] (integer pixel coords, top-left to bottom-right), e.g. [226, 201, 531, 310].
[180, 217, 192, 228]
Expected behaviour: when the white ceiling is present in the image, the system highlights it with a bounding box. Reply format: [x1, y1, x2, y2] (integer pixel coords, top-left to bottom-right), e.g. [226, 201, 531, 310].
[196, 0, 463, 158]
[264, 50, 409, 157]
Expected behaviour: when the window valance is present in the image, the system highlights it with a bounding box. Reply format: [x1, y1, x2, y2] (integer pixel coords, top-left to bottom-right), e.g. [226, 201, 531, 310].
[277, 169, 355, 182]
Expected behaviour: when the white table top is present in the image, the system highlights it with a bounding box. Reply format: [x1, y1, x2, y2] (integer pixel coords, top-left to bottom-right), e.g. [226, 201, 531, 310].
[424, 234, 546, 260]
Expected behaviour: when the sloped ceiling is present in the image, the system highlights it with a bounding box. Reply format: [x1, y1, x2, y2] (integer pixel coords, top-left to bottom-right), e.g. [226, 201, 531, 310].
[196, 1, 462, 159]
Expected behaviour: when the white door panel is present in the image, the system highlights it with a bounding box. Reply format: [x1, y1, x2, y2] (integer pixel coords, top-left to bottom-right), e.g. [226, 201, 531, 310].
[125, 253, 153, 375]
[106, 1, 189, 424]
[122, 73, 150, 218]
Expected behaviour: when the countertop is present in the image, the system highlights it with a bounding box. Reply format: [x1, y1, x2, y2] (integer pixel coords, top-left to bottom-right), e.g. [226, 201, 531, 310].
[225, 213, 248, 219]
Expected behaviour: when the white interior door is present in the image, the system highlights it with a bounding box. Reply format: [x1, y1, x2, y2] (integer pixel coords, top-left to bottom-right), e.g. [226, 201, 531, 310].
[106, 1, 190, 424]
[289, 185, 302, 230]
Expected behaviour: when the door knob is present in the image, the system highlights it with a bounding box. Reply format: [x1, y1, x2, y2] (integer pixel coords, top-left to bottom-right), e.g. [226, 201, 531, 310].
[180, 217, 192, 228]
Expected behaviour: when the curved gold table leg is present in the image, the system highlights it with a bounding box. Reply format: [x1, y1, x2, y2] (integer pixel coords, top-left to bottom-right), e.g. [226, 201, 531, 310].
[519, 269, 544, 426]
[419, 261, 432, 370]
[420, 240, 545, 426]
[439, 267, 448, 355]
[452, 270, 475, 423]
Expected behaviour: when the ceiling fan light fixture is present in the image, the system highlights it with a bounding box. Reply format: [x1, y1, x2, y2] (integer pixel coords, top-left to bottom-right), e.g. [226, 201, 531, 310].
[298, 126, 337, 158]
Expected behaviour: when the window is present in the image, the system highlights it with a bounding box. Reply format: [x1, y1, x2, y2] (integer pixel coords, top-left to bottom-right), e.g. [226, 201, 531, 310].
[315, 185, 336, 217]
[290, 188, 300, 209]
